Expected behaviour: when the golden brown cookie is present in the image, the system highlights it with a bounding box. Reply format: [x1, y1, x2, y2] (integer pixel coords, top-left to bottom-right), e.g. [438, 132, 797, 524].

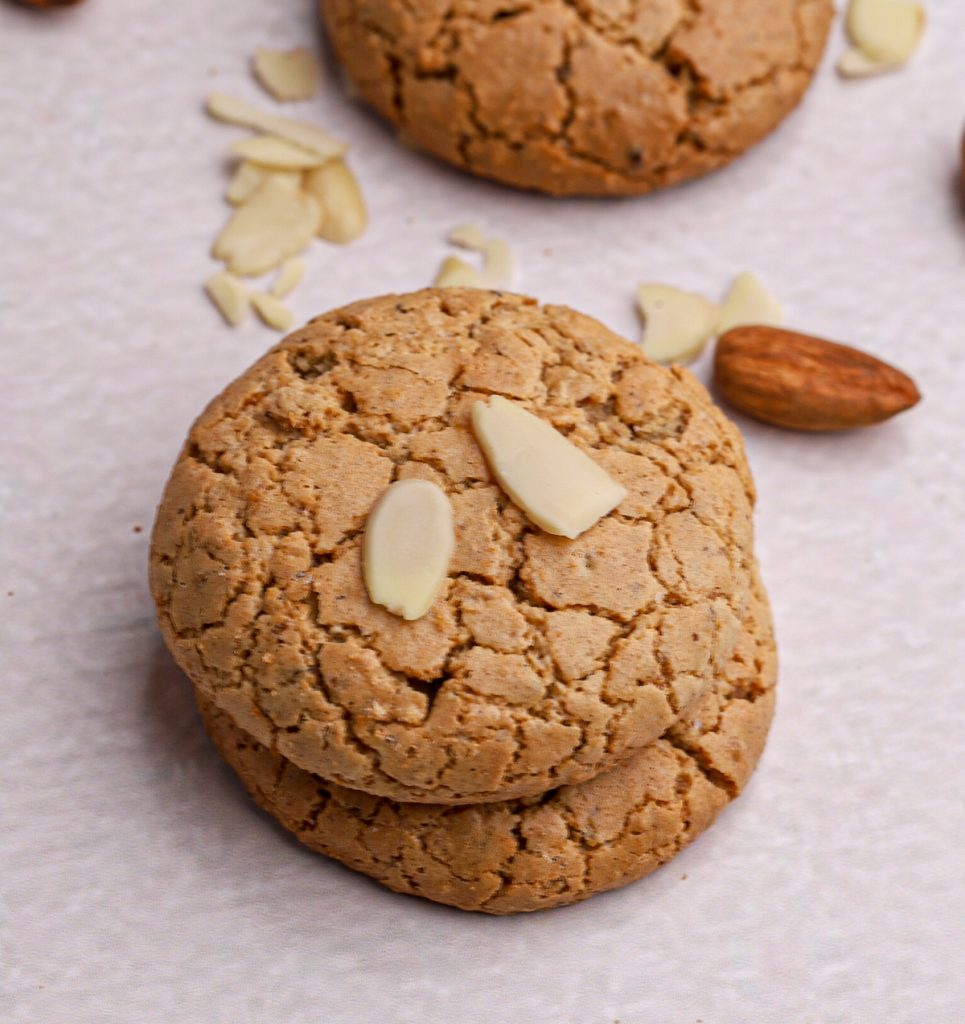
[320, 0, 834, 196]
[196, 569, 776, 914]
[150, 288, 755, 804]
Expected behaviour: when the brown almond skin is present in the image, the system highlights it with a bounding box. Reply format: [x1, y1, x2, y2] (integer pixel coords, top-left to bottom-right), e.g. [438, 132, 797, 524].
[714, 326, 921, 432]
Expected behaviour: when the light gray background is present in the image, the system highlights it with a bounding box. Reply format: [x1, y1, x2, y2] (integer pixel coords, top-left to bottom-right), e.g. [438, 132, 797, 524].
[2, 1, 963, 1022]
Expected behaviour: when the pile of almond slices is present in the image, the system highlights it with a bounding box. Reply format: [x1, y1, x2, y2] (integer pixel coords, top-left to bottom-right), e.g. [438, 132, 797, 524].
[204, 49, 368, 332]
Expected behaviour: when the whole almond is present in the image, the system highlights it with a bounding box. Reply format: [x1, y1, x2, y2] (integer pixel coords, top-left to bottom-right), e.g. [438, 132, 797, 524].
[714, 326, 921, 432]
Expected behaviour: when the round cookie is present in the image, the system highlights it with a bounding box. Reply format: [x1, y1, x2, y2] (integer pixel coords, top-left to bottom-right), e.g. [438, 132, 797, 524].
[320, 0, 833, 197]
[196, 571, 776, 914]
[150, 288, 756, 804]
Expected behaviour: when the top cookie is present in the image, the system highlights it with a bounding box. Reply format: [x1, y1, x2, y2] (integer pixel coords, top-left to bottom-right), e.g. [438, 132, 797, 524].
[150, 289, 755, 804]
[320, 0, 833, 196]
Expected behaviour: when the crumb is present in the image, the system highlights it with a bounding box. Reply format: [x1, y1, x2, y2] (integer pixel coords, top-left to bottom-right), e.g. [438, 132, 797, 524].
[681, 873, 687, 880]
[133, 525, 143, 533]
[6, 591, 13, 597]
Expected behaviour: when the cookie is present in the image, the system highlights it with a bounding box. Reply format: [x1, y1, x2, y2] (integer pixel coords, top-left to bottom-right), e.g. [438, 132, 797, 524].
[196, 570, 776, 914]
[320, 0, 833, 196]
[150, 288, 756, 804]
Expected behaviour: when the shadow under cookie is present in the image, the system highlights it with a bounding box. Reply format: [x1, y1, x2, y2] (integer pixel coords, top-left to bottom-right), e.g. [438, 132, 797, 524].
[194, 570, 776, 914]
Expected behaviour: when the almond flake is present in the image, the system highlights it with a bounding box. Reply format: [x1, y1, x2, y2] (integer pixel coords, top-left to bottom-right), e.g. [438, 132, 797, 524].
[434, 256, 485, 288]
[637, 284, 720, 365]
[205, 272, 250, 326]
[448, 223, 488, 250]
[272, 258, 306, 300]
[213, 177, 321, 277]
[303, 159, 369, 244]
[717, 272, 783, 335]
[363, 480, 455, 621]
[471, 396, 627, 539]
[226, 162, 301, 205]
[846, 0, 925, 65]
[481, 238, 514, 289]
[253, 47, 321, 102]
[230, 136, 324, 170]
[206, 92, 346, 162]
[251, 292, 294, 332]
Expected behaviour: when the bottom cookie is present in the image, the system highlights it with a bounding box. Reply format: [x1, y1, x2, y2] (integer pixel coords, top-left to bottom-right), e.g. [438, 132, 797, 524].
[197, 574, 776, 915]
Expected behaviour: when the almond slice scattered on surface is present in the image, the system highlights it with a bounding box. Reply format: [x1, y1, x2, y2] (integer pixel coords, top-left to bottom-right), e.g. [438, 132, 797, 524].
[448, 223, 488, 250]
[206, 92, 346, 161]
[251, 292, 295, 332]
[436, 225, 514, 289]
[471, 396, 627, 539]
[717, 272, 783, 335]
[837, 47, 902, 78]
[271, 258, 306, 299]
[213, 177, 321, 277]
[303, 159, 369, 243]
[253, 47, 321, 102]
[480, 238, 514, 289]
[714, 326, 921, 431]
[637, 284, 720, 365]
[226, 162, 299, 205]
[846, 0, 924, 63]
[229, 136, 324, 170]
[363, 480, 455, 621]
[434, 255, 485, 288]
[205, 272, 250, 326]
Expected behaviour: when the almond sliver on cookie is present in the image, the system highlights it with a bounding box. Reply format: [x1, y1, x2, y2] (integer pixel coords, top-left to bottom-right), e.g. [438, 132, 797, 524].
[213, 177, 321, 277]
[206, 92, 346, 161]
[637, 284, 720, 365]
[471, 396, 627, 539]
[717, 272, 783, 335]
[363, 480, 455, 621]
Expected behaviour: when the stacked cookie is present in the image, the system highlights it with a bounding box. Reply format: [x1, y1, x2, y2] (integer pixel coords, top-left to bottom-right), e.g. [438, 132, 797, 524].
[150, 289, 776, 913]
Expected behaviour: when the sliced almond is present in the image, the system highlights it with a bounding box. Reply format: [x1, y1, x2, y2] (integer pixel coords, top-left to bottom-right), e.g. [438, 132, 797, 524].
[253, 47, 321, 102]
[226, 162, 301, 205]
[846, 0, 924, 65]
[363, 479, 455, 621]
[213, 177, 321, 277]
[448, 223, 488, 250]
[303, 159, 369, 244]
[471, 396, 627, 539]
[481, 238, 513, 289]
[637, 284, 720, 365]
[837, 46, 902, 78]
[434, 255, 485, 288]
[272, 258, 306, 299]
[205, 272, 250, 326]
[717, 272, 783, 335]
[251, 292, 295, 332]
[230, 136, 324, 170]
[206, 92, 346, 162]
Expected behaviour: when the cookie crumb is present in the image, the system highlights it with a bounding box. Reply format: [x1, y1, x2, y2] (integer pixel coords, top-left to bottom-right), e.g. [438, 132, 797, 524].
[132, 525, 143, 534]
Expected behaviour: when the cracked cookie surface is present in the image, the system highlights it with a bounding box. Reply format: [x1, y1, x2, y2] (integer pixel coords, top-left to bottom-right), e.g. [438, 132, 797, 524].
[150, 288, 755, 804]
[196, 569, 776, 914]
[319, 0, 833, 196]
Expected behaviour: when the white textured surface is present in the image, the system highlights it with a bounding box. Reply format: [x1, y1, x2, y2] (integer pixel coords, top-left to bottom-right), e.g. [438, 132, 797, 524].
[1, 2, 963, 1021]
